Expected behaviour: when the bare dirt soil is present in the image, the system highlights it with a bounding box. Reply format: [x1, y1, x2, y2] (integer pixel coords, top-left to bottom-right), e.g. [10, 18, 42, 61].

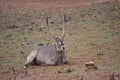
[0, 0, 120, 80]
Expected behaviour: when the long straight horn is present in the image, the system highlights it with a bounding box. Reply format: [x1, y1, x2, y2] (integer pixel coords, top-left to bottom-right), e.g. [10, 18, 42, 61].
[46, 17, 56, 38]
[61, 14, 66, 39]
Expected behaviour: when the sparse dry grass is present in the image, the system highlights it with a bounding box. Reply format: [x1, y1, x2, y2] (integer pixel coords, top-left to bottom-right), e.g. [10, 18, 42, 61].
[0, 0, 120, 80]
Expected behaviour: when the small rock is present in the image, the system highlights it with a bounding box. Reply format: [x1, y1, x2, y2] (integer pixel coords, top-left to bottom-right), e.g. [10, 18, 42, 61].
[85, 61, 98, 70]
[38, 43, 43, 46]
[38, 28, 43, 32]
[29, 28, 33, 31]
[20, 51, 24, 54]
[57, 70, 62, 73]
[7, 25, 18, 29]
[56, 68, 73, 74]
[6, 34, 12, 37]
[65, 68, 72, 73]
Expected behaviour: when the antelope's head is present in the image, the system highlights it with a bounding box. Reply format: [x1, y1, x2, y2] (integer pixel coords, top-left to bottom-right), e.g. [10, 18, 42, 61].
[46, 15, 66, 52]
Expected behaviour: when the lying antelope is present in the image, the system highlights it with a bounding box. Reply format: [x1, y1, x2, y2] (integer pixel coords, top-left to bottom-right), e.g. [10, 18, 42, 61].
[24, 15, 68, 70]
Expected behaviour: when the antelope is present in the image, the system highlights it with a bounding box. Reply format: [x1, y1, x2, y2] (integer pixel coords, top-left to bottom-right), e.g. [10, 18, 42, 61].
[24, 15, 68, 70]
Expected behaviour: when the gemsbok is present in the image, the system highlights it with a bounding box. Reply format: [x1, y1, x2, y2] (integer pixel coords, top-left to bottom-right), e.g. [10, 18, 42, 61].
[24, 15, 68, 70]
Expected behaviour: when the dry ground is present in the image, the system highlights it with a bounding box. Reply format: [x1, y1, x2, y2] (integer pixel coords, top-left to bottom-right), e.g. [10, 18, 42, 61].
[0, 0, 120, 80]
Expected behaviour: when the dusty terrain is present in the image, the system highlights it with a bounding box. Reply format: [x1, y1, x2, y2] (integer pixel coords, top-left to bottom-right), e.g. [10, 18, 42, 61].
[0, 0, 120, 80]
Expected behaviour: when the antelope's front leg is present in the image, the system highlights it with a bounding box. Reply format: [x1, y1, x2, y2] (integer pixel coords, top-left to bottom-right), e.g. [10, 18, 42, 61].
[62, 53, 68, 64]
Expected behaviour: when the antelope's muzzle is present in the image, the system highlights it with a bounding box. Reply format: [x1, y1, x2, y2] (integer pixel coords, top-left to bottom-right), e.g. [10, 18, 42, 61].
[61, 45, 65, 50]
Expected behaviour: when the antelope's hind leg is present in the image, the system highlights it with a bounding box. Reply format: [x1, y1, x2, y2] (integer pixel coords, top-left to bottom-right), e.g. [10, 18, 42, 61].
[24, 49, 38, 69]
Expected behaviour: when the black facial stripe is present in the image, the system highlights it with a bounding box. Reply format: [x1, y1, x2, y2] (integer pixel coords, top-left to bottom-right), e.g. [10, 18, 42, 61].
[56, 38, 64, 46]
[58, 39, 64, 45]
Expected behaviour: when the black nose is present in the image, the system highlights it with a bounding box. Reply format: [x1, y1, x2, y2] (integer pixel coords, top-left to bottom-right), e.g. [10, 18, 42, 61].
[62, 46, 65, 50]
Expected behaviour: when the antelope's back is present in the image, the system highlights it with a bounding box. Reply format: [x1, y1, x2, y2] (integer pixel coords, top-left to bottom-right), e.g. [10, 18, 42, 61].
[36, 45, 57, 63]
